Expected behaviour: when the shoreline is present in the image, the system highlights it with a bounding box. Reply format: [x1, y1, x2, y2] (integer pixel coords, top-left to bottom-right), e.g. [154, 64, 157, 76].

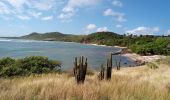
[122, 53, 166, 63]
[1, 38, 167, 64]
[84, 43, 166, 64]
[84, 43, 127, 49]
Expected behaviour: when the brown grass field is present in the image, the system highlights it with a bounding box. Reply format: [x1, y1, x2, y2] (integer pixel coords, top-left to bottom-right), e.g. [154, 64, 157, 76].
[0, 58, 170, 100]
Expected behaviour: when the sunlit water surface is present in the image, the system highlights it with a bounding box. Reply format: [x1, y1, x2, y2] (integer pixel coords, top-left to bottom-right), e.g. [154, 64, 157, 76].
[0, 39, 135, 70]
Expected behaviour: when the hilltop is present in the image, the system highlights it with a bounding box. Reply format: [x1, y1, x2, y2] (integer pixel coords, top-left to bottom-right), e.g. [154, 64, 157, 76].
[20, 32, 84, 42]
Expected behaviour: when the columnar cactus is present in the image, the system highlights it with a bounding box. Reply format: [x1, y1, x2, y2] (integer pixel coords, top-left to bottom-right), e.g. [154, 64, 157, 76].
[115, 54, 121, 70]
[106, 59, 112, 80]
[98, 52, 122, 81]
[98, 64, 105, 80]
[98, 53, 113, 80]
[73, 56, 87, 84]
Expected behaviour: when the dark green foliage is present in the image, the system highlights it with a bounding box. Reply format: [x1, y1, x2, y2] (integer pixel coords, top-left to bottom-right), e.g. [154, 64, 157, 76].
[0, 56, 61, 77]
[0, 57, 15, 67]
[83, 32, 123, 46]
[130, 38, 170, 55]
[82, 32, 170, 56]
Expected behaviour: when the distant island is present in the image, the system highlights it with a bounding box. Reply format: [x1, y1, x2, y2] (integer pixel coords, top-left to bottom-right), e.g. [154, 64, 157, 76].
[1, 31, 170, 56]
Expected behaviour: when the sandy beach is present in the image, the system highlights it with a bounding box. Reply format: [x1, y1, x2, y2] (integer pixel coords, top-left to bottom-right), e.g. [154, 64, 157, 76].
[123, 53, 166, 63]
[85, 43, 167, 64]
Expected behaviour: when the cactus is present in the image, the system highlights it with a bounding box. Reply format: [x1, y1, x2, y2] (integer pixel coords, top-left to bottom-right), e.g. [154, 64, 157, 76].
[106, 59, 112, 80]
[98, 52, 122, 81]
[110, 53, 112, 68]
[98, 54, 112, 80]
[73, 56, 87, 84]
[98, 64, 105, 80]
[116, 54, 121, 70]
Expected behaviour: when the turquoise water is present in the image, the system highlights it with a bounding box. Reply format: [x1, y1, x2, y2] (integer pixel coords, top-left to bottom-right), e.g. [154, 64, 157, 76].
[0, 39, 135, 70]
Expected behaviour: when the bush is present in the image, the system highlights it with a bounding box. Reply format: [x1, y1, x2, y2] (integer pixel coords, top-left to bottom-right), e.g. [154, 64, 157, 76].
[0, 57, 15, 67]
[0, 65, 23, 77]
[147, 62, 158, 69]
[0, 56, 61, 77]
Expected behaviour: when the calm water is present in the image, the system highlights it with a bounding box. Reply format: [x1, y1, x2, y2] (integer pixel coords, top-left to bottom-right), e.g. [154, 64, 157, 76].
[0, 39, 135, 70]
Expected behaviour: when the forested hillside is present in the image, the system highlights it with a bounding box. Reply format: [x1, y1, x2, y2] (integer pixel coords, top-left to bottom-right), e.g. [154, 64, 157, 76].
[20, 32, 84, 42]
[82, 32, 170, 55]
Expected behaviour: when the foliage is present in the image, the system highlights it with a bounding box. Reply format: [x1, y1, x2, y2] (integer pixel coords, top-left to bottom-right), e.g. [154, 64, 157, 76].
[0, 56, 61, 77]
[82, 32, 170, 56]
[147, 62, 159, 69]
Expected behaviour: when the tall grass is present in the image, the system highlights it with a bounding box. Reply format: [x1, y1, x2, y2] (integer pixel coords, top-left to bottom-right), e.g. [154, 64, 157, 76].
[0, 71, 170, 100]
[0, 57, 170, 100]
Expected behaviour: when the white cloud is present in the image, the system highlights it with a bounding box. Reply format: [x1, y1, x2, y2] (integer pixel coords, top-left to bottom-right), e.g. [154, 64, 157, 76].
[0, 0, 60, 20]
[116, 24, 122, 28]
[104, 9, 126, 22]
[17, 15, 31, 20]
[165, 30, 170, 36]
[5, 0, 55, 11]
[86, 24, 97, 30]
[28, 11, 42, 18]
[59, 0, 100, 21]
[6, 0, 27, 11]
[0, 1, 12, 14]
[97, 27, 108, 32]
[29, 0, 54, 11]
[112, 0, 122, 7]
[64, 0, 100, 9]
[167, 30, 170, 34]
[41, 16, 53, 20]
[84, 24, 97, 33]
[126, 26, 160, 35]
[58, 12, 75, 20]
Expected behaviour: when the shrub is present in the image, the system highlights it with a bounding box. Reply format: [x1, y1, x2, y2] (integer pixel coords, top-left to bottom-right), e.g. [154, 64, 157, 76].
[0, 57, 15, 67]
[0, 65, 23, 77]
[0, 56, 61, 77]
[147, 62, 159, 69]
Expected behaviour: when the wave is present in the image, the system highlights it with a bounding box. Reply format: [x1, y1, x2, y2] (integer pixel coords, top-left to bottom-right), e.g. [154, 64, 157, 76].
[0, 39, 12, 42]
[0, 39, 48, 43]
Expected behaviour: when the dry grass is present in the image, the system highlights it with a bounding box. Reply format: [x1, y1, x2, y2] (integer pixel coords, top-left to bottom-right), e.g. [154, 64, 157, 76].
[0, 60, 170, 100]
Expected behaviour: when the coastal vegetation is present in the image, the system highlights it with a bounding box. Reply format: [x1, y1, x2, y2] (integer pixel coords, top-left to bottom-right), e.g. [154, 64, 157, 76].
[0, 57, 170, 100]
[11, 31, 170, 56]
[82, 32, 170, 56]
[0, 56, 61, 77]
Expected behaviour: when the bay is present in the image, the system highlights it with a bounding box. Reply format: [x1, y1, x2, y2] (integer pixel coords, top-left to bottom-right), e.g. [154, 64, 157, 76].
[0, 38, 135, 70]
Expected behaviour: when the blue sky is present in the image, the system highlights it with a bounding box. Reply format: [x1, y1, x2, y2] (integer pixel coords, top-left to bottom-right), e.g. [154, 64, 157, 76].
[0, 0, 170, 36]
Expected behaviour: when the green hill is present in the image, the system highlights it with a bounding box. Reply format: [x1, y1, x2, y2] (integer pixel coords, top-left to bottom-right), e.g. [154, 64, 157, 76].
[20, 32, 84, 42]
[81, 32, 170, 55]
[81, 32, 123, 45]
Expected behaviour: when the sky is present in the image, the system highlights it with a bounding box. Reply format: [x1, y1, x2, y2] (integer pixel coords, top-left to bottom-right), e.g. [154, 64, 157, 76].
[0, 0, 170, 36]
